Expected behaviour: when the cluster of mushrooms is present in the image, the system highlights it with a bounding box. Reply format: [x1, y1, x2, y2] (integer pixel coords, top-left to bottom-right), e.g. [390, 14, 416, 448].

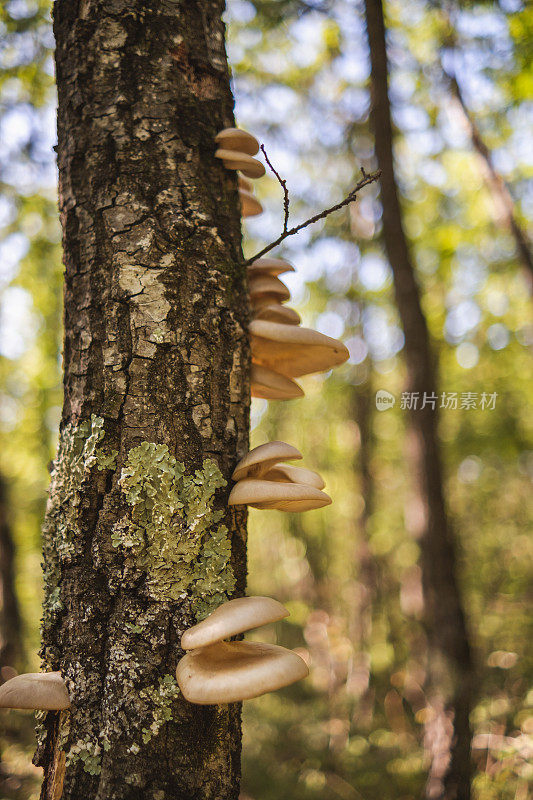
[0, 127, 349, 713]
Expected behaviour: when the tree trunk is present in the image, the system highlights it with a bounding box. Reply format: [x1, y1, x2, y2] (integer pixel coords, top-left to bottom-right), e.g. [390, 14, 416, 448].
[35, 2, 250, 799]
[445, 65, 533, 287]
[0, 474, 25, 672]
[362, 1, 474, 798]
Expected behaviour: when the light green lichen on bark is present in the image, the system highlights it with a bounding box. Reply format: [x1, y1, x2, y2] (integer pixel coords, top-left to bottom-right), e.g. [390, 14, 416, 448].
[41, 415, 117, 641]
[140, 674, 180, 744]
[112, 442, 235, 617]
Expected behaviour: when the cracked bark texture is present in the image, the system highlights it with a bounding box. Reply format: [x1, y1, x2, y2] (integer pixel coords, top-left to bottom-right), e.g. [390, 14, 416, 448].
[363, 1, 474, 798]
[36, 2, 250, 799]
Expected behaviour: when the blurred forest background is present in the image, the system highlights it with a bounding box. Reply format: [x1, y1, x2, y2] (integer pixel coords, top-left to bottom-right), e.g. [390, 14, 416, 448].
[0, 0, 532, 798]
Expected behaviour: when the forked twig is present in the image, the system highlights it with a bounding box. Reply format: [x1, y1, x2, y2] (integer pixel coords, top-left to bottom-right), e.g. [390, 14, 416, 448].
[243, 165, 381, 265]
[261, 144, 290, 233]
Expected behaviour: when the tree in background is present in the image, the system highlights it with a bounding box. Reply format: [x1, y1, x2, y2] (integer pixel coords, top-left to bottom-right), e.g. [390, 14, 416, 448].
[363, 1, 474, 797]
[35, 1, 249, 798]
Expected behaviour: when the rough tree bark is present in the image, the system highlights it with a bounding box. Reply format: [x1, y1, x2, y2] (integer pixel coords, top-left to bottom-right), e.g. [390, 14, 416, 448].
[0, 475, 24, 672]
[35, 2, 250, 799]
[363, 1, 474, 798]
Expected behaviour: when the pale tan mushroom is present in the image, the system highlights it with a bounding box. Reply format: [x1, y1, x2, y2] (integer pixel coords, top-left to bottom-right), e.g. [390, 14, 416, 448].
[215, 128, 259, 156]
[215, 149, 265, 179]
[253, 304, 301, 326]
[251, 363, 304, 400]
[249, 275, 291, 309]
[263, 463, 326, 491]
[182, 596, 289, 650]
[228, 478, 331, 512]
[232, 441, 302, 482]
[0, 672, 70, 711]
[239, 189, 263, 218]
[248, 257, 295, 277]
[176, 640, 308, 705]
[238, 175, 253, 192]
[250, 320, 349, 378]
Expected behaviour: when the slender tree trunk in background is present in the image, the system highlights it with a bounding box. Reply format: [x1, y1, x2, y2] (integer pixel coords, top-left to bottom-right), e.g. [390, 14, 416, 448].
[0, 475, 24, 672]
[363, 1, 474, 798]
[445, 66, 533, 287]
[347, 375, 379, 725]
[35, 2, 250, 799]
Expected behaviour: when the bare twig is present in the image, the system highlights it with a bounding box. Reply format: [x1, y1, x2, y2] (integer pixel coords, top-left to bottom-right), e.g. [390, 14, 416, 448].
[244, 167, 381, 265]
[261, 144, 290, 233]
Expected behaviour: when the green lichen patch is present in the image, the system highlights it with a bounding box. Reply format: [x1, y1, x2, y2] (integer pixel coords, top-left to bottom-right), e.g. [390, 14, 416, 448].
[112, 443, 235, 616]
[140, 674, 180, 744]
[41, 415, 117, 644]
[66, 736, 103, 776]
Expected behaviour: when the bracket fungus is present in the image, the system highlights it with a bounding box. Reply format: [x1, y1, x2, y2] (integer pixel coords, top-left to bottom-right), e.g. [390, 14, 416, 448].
[229, 441, 330, 512]
[229, 478, 331, 512]
[253, 304, 301, 325]
[232, 441, 303, 482]
[251, 363, 303, 400]
[249, 274, 291, 308]
[250, 319, 349, 378]
[0, 671, 70, 711]
[215, 127, 260, 156]
[247, 257, 295, 278]
[215, 148, 265, 179]
[182, 595, 289, 650]
[176, 596, 308, 705]
[263, 463, 326, 490]
[240, 188, 263, 218]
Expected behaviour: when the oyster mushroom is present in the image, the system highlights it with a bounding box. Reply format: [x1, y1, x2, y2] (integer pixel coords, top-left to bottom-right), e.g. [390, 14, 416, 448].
[232, 441, 302, 482]
[247, 257, 295, 278]
[251, 363, 304, 400]
[176, 596, 308, 705]
[263, 463, 326, 491]
[182, 596, 289, 650]
[0, 672, 70, 711]
[239, 188, 263, 218]
[253, 305, 301, 326]
[215, 148, 265, 179]
[228, 478, 331, 512]
[249, 275, 291, 309]
[215, 128, 259, 155]
[176, 641, 308, 705]
[250, 320, 349, 378]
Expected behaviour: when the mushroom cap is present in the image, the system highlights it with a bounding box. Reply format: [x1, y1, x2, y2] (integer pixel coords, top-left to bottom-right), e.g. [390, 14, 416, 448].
[228, 478, 332, 512]
[251, 363, 304, 400]
[238, 175, 253, 192]
[0, 672, 70, 710]
[215, 128, 259, 156]
[264, 463, 326, 491]
[232, 441, 302, 482]
[215, 149, 265, 179]
[250, 320, 349, 378]
[253, 304, 301, 326]
[248, 257, 295, 277]
[176, 640, 308, 705]
[239, 189, 263, 218]
[181, 596, 289, 650]
[249, 275, 290, 307]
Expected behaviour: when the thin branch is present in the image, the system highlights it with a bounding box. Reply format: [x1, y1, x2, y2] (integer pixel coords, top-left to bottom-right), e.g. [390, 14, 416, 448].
[446, 68, 533, 283]
[243, 167, 381, 265]
[261, 144, 290, 233]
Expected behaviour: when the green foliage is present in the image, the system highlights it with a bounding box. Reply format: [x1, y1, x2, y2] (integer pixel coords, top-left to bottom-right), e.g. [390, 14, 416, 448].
[114, 443, 235, 616]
